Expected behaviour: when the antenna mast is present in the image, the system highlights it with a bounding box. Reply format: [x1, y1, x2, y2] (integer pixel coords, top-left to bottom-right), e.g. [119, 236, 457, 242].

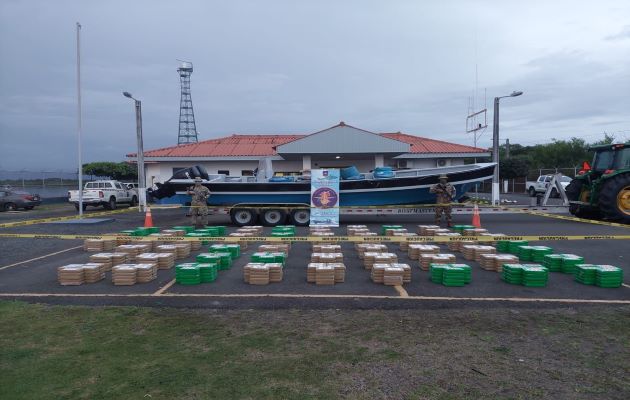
[177, 60, 198, 144]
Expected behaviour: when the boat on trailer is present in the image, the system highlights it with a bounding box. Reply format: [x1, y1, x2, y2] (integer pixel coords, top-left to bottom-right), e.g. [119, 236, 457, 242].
[148, 161, 495, 226]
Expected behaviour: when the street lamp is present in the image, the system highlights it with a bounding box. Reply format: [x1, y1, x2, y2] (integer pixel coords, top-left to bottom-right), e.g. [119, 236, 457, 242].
[492, 90, 523, 205]
[123, 91, 146, 212]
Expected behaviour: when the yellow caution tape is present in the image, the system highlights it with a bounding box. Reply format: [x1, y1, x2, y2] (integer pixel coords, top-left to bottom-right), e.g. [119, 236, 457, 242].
[150, 202, 488, 210]
[0, 233, 628, 242]
[0, 208, 133, 229]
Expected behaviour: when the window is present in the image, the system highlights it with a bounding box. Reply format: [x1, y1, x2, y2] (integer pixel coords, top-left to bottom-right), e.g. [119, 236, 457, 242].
[86, 182, 94, 189]
[115, 183, 123, 189]
[241, 170, 254, 176]
[274, 171, 300, 176]
[218, 170, 230, 176]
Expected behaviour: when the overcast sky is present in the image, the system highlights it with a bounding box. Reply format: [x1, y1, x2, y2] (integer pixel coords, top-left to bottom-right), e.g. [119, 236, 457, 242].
[1, 0, 629, 171]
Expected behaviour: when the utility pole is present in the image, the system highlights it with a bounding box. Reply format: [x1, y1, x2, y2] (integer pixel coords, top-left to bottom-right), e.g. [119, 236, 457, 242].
[506, 138, 510, 159]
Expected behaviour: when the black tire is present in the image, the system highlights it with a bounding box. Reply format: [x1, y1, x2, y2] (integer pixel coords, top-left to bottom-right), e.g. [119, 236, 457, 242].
[230, 208, 258, 226]
[528, 187, 536, 197]
[130, 196, 138, 207]
[104, 197, 117, 210]
[261, 209, 287, 227]
[289, 209, 310, 226]
[4, 202, 17, 211]
[24, 206, 34, 210]
[565, 179, 584, 202]
[597, 173, 630, 223]
[74, 203, 87, 211]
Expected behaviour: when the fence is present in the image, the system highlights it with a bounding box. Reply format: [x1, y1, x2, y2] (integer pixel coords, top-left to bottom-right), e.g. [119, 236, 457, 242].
[0, 170, 109, 198]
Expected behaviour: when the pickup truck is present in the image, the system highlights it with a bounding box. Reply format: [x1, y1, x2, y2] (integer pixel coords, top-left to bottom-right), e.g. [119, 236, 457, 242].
[68, 180, 138, 210]
[526, 175, 572, 197]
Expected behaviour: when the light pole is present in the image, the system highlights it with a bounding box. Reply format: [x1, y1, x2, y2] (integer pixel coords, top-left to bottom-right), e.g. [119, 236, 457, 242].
[123, 91, 146, 212]
[492, 90, 523, 205]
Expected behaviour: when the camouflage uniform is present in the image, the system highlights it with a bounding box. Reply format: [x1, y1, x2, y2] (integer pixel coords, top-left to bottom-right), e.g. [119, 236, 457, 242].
[430, 182, 455, 226]
[188, 184, 210, 228]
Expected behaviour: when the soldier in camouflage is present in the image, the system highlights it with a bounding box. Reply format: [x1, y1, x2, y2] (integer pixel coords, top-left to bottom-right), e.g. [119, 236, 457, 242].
[187, 177, 211, 229]
[430, 174, 456, 227]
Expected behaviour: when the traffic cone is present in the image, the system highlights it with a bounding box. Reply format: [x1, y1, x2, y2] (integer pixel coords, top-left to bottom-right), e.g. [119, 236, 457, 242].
[144, 206, 154, 228]
[471, 203, 481, 228]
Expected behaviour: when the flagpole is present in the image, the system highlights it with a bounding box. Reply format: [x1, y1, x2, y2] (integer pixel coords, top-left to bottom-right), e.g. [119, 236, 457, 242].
[76, 22, 83, 217]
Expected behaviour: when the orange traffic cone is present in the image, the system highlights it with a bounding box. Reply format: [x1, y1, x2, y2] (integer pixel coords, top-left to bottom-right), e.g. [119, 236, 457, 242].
[144, 206, 154, 228]
[471, 203, 481, 228]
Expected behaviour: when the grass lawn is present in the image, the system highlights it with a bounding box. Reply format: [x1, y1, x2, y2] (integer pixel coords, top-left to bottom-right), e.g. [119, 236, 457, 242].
[1, 301, 629, 400]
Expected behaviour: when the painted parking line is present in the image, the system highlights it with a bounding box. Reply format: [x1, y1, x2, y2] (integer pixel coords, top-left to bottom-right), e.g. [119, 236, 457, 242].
[1, 292, 629, 304]
[153, 279, 176, 296]
[622, 284, 630, 289]
[0, 245, 83, 271]
[393, 285, 409, 297]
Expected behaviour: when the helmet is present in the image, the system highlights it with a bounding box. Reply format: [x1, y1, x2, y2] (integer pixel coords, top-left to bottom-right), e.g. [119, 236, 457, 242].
[439, 174, 448, 180]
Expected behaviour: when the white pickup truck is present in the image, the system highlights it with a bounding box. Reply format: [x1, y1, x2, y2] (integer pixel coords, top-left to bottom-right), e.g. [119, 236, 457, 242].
[68, 180, 138, 211]
[526, 175, 572, 197]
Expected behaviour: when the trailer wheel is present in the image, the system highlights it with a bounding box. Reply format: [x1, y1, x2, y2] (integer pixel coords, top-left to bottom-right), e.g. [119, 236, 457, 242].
[230, 208, 258, 226]
[261, 209, 287, 227]
[289, 209, 310, 226]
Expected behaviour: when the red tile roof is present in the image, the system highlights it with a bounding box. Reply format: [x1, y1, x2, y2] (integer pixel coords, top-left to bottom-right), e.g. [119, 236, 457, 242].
[129, 131, 487, 158]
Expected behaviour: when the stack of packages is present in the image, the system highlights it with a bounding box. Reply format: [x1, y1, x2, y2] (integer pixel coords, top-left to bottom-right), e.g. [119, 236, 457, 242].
[243, 263, 283, 284]
[58, 264, 86, 285]
[251, 251, 285, 266]
[447, 239, 475, 253]
[561, 255, 584, 274]
[372, 263, 411, 284]
[383, 266, 404, 286]
[173, 243, 192, 259]
[315, 253, 344, 264]
[136, 253, 175, 270]
[461, 245, 482, 261]
[542, 254, 565, 272]
[83, 239, 116, 252]
[381, 225, 403, 235]
[271, 226, 295, 238]
[531, 246, 554, 263]
[184, 233, 208, 249]
[80, 263, 104, 283]
[373, 252, 397, 266]
[175, 264, 201, 285]
[496, 240, 511, 253]
[156, 244, 181, 259]
[429, 264, 471, 286]
[213, 252, 234, 270]
[312, 244, 341, 254]
[594, 265, 624, 288]
[572, 264, 624, 288]
[171, 226, 195, 234]
[306, 263, 344, 284]
[362, 252, 380, 270]
[348, 227, 372, 236]
[479, 254, 499, 270]
[493, 255, 520, 272]
[508, 240, 529, 255]
[574, 264, 599, 285]
[479, 233, 506, 246]
[417, 225, 441, 235]
[398, 233, 419, 251]
[161, 229, 186, 237]
[450, 224, 475, 233]
[517, 245, 535, 262]
[115, 244, 150, 262]
[419, 253, 456, 271]
[89, 253, 128, 271]
[135, 263, 158, 283]
[227, 232, 250, 250]
[112, 264, 138, 285]
[198, 263, 219, 283]
[210, 243, 242, 259]
[407, 244, 440, 260]
[356, 244, 387, 259]
[384, 228, 408, 236]
[463, 228, 488, 237]
[501, 264, 549, 287]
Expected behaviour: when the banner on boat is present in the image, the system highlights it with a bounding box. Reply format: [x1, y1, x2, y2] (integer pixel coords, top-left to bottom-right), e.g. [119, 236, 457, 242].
[310, 169, 340, 227]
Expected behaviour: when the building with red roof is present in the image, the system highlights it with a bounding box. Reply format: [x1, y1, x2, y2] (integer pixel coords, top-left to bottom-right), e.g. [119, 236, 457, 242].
[127, 122, 489, 186]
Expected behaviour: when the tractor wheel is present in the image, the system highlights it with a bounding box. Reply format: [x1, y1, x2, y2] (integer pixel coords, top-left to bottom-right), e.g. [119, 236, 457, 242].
[528, 187, 536, 197]
[598, 174, 630, 223]
[565, 179, 583, 202]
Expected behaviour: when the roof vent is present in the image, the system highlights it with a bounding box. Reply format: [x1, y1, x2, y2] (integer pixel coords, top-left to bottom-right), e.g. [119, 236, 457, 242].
[339, 121, 345, 126]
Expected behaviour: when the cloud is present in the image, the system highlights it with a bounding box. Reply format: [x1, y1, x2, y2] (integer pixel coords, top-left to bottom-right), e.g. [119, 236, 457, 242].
[605, 25, 630, 40]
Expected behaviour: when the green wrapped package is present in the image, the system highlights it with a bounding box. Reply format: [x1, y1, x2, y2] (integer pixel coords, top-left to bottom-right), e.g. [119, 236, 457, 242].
[131, 227, 152, 236]
[429, 264, 447, 284]
[561, 255, 585, 274]
[501, 264, 524, 285]
[185, 232, 210, 245]
[450, 263, 472, 283]
[208, 244, 229, 253]
[213, 252, 233, 270]
[574, 264, 599, 285]
[381, 225, 403, 235]
[521, 265, 549, 287]
[543, 254, 564, 272]
[497, 240, 510, 252]
[197, 263, 218, 283]
[595, 265, 623, 288]
[272, 226, 296, 235]
[205, 226, 226, 236]
[442, 266, 467, 287]
[508, 241, 528, 255]
[175, 265, 201, 285]
[451, 225, 475, 233]
[172, 226, 194, 233]
[119, 230, 135, 236]
[196, 253, 222, 264]
[517, 246, 534, 262]
[531, 246, 553, 263]
[225, 244, 241, 258]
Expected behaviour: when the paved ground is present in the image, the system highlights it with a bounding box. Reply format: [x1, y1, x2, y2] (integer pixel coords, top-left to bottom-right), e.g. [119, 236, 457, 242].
[0, 205, 628, 308]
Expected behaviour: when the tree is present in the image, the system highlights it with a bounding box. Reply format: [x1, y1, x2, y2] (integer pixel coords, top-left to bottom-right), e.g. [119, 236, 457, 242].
[83, 162, 137, 180]
[499, 156, 529, 179]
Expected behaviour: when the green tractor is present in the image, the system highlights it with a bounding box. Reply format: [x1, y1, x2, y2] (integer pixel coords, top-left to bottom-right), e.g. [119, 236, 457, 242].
[566, 143, 630, 223]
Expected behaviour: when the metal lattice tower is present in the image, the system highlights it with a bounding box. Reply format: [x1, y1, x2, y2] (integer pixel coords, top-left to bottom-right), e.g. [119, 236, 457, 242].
[177, 60, 198, 144]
